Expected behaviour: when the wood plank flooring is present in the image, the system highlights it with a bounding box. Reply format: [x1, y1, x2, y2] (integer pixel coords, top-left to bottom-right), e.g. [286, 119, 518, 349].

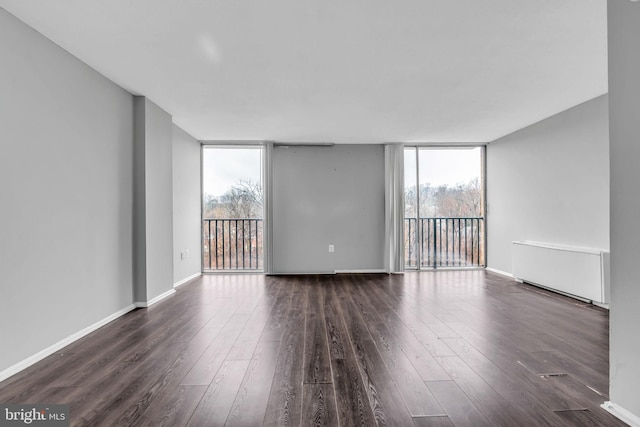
[0, 271, 625, 426]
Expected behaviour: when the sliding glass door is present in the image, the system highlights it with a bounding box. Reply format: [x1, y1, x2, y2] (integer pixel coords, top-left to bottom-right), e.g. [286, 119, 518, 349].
[202, 146, 264, 271]
[404, 147, 485, 269]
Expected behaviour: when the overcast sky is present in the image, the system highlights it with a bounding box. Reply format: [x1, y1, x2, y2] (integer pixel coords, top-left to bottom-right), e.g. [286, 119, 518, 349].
[203, 146, 481, 198]
[404, 147, 481, 188]
[202, 147, 262, 197]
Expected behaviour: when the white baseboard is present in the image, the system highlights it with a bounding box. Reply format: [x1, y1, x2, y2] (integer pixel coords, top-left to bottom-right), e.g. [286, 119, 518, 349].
[269, 271, 335, 276]
[270, 269, 388, 275]
[334, 269, 387, 274]
[593, 301, 610, 310]
[518, 280, 592, 304]
[174, 272, 202, 288]
[0, 303, 137, 383]
[485, 267, 515, 279]
[602, 401, 640, 427]
[497, 268, 609, 309]
[135, 288, 176, 308]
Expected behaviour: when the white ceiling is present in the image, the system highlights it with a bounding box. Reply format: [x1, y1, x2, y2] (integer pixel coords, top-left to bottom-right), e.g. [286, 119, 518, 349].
[0, 0, 608, 143]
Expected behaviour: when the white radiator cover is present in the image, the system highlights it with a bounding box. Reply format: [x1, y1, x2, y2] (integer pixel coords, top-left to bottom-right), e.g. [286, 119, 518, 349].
[512, 241, 610, 305]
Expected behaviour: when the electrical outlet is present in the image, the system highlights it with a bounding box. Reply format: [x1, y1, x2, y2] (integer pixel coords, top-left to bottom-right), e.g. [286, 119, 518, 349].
[329, 244, 335, 253]
[185, 249, 190, 258]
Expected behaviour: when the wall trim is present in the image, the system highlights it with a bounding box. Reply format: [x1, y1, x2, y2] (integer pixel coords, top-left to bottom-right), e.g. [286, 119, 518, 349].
[269, 271, 335, 276]
[174, 272, 201, 288]
[485, 267, 515, 279]
[602, 401, 640, 427]
[269, 269, 389, 276]
[135, 288, 176, 308]
[334, 269, 387, 274]
[593, 301, 610, 310]
[0, 303, 137, 383]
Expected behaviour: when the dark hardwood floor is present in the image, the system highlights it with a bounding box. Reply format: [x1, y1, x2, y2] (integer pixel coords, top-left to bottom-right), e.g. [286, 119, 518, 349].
[0, 271, 624, 426]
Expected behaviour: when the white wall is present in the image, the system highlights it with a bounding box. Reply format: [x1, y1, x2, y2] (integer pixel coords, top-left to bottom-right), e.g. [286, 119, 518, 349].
[272, 145, 385, 273]
[133, 98, 148, 302]
[133, 97, 174, 303]
[607, 1, 640, 422]
[143, 99, 174, 300]
[172, 125, 202, 284]
[486, 95, 610, 274]
[0, 9, 134, 373]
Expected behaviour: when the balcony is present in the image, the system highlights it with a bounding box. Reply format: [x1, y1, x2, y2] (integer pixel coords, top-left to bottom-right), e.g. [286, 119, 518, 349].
[203, 218, 263, 271]
[405, 217, 485, 269]
[202, 217, 483, 272]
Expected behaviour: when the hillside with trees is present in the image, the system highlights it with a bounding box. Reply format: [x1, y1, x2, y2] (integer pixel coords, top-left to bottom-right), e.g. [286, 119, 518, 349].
[405, 177, 482, 219]
[203, 179, 263, 219]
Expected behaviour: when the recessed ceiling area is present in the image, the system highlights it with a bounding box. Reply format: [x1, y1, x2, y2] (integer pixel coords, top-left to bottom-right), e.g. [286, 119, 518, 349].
[0, 0, 607, 143]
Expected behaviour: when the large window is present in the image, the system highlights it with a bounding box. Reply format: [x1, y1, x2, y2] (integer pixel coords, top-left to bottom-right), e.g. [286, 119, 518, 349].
[202, 146, 264, 271]
[404, 147, 485, 269]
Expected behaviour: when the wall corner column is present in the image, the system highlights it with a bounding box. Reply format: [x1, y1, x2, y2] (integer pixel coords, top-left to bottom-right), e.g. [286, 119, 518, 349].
[133, 96, 175, 306]
[606, 1, 640, 425]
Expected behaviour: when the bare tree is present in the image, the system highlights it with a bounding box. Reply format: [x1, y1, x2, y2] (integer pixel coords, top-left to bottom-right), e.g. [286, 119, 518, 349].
[204, 179, 263, 219]
[404, 178, 481, 218]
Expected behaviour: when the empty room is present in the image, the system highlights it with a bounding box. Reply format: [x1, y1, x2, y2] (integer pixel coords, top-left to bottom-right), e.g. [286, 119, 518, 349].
[1, 1, 639, 426]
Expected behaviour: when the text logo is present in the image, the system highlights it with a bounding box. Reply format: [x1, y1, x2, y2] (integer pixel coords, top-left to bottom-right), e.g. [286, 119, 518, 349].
[0, 405, 68, 426]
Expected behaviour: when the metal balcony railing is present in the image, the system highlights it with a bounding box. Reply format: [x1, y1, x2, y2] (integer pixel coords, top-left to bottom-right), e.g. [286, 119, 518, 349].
[203, 217, 480, 271]
[405, 217, 484, 269]
[203, 218, 263, 271]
